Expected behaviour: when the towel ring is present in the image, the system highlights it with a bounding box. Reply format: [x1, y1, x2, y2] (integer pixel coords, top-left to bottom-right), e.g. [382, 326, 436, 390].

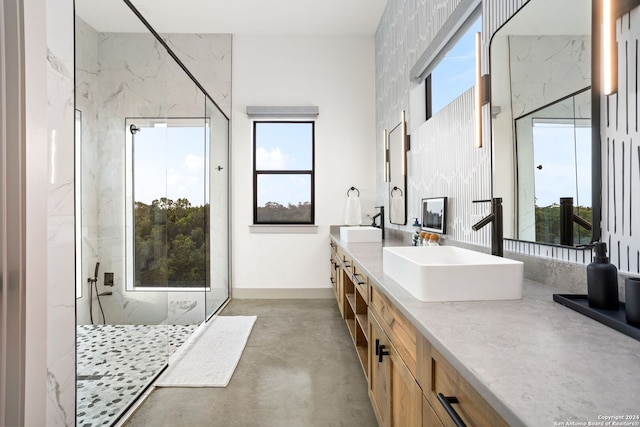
[347, 186, 360, 197]
[391, 186, 403, 197]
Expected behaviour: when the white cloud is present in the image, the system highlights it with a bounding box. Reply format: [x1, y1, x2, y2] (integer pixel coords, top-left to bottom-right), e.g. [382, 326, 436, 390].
[184, 154, 204, 172]
[256, 147, 290, 169]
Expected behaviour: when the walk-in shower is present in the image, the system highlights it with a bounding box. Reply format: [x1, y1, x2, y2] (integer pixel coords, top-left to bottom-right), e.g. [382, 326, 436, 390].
[74, 1, 231, 425]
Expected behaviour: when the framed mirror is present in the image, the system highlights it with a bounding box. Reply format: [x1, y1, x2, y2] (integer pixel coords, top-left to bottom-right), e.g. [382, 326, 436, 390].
[388, 111, 407, 225]
[489, 0, 596, 247]
[515, 89, 592, 245]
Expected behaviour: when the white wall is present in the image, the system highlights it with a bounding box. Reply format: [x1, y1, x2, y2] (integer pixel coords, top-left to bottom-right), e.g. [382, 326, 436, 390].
[232, 35, 376, 295]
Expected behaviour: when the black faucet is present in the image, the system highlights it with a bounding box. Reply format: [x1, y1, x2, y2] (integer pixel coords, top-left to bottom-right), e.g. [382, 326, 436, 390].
[371, 205, 385, 240]
[471, 198, 503, 257]
[559, 197, 592, 246]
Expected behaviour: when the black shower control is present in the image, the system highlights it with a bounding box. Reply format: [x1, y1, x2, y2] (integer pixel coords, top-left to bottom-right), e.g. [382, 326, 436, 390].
[104, 272, 114, 287]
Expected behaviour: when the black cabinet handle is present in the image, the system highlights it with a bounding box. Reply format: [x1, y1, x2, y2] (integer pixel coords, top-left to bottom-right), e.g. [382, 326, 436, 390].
[378, 344, 390, 363]
[437, 393, 467, 427]
[353, 273, 364, 285]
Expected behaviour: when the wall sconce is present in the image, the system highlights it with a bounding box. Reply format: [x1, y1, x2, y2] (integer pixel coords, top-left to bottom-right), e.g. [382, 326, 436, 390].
[475, 32, 483, 148]
[400, 110, 407, 176]
[383, 128, 389, 182]
[475, 32, 491, 148]
[603, 0, 617, 95]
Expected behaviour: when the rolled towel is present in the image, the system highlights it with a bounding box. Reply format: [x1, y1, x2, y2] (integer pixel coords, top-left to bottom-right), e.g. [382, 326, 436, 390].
[344, 194, 362, 225]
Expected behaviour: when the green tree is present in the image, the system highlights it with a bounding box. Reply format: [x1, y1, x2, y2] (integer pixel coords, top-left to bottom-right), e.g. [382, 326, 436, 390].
[134, 198, 208, 287]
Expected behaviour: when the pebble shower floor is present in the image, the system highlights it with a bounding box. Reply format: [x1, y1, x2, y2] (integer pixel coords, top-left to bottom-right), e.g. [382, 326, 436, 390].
[76, 324, 197, 426]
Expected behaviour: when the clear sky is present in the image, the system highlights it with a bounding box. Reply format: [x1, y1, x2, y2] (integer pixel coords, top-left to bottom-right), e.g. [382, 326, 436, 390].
[254, 122, 313, 206]
[532, 123, 591, 207]
[133, 125, 208, 206]
[431, 16, 482, 115]
[132, 121, 314, 208]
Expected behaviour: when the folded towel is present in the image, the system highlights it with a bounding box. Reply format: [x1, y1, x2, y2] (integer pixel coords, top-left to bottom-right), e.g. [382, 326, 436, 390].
[390, 193, 404, 223]
[344, 194, 362, 225]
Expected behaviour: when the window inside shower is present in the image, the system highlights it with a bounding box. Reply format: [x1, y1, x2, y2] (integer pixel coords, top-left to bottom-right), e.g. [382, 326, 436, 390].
[125, 118, 211, 291]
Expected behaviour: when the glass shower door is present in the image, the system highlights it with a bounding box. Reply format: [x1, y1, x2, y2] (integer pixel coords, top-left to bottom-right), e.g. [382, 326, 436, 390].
[205, 98, 230, 320]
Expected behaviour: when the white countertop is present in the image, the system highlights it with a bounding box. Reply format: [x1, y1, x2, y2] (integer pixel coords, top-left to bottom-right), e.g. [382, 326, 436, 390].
[331, 232, 640, 427]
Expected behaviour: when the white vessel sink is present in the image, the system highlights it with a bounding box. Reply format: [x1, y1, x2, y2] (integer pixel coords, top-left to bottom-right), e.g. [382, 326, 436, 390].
[340, 226, 382, 242]
[382, 246, 523, 302]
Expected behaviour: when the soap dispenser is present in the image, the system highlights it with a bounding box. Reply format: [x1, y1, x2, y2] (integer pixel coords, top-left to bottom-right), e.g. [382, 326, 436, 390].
[587, 242, 619, 310]
[412, 218, 421, 246]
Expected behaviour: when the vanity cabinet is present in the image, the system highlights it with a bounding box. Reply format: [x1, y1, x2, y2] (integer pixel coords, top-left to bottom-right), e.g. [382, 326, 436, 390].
[329, 241, 342, 315]
[419, 337, 509, 427]
[332, 238, 370, 377]
[329, 236, 508, 427]
[369, 311, 422, 427]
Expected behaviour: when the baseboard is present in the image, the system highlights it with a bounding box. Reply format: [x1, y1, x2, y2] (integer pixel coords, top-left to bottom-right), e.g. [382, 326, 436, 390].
[232, 287, 334, 299]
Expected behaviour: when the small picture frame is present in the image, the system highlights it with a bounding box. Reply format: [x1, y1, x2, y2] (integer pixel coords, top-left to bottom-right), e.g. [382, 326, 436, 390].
[421, 197, 447, 234]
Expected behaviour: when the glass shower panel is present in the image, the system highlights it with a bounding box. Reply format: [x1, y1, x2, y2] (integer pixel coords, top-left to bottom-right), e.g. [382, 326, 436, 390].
[205, 98, 230, 320]
[159, 54, 208, 326]
[76, 1, 230, 425]
[75, 1, 170, 425]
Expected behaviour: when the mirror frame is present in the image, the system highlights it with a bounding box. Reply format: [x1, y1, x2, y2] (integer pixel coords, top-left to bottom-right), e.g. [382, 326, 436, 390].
[387, 110, 408, 225]
[487, 0, 601, 246]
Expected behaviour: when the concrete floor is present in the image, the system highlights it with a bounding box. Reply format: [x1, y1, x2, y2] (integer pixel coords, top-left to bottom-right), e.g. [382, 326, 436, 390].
[123, 299, 378, 427]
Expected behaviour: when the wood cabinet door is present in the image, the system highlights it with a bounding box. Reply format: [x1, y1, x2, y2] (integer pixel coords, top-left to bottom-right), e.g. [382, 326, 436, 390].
[369, 313, 391, 427]
[390, 345, 422, 427]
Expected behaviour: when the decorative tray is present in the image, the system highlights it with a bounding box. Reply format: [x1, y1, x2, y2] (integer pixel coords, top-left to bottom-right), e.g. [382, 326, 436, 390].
[553, 294, 640, 342]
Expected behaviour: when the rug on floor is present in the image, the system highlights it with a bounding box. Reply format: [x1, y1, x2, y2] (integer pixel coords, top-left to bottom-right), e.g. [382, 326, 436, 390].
[154, 315, 257, 387]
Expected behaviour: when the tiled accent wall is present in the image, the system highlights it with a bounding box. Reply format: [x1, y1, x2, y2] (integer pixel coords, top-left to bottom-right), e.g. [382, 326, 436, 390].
[408, 89, 492, 245]
[504, 239, 594, 264]
[603, 8, 640, 274]
[375, 0, 492, 248]
[376, 0, 640, 272]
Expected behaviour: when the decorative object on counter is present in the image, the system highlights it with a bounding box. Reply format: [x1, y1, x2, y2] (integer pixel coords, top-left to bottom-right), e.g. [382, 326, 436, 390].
[625, 277, 640, 326]
[428, 233, 440, 246]
[344, 186, 362, 226]
[417, 232, 440, 246]
[553, 294, 640, 342]
[421, 197, 447, 234]
[586, 242, 618, 310]
[412, 218, 421, 246]
[419, 231, 428, 246]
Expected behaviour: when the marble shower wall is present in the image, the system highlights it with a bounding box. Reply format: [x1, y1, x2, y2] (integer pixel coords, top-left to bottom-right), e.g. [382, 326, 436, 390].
[46, 0, 76, 425]
[75, 17, 231, 325]
[509, 35, 591, 118]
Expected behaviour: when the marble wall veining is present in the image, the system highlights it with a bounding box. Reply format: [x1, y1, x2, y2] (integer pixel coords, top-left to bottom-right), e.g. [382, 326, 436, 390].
[75, 18, 231, 326]
[509, 35, 591, 118]
[46, 0, 76, 424]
